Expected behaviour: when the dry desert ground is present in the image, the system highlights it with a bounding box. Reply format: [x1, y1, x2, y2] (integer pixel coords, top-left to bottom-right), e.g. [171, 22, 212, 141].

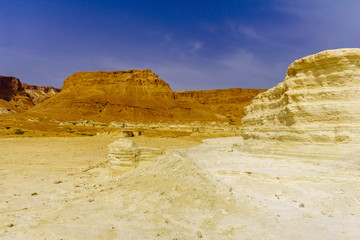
[1, 135, 359, 240]
[1, 49, 360, 239]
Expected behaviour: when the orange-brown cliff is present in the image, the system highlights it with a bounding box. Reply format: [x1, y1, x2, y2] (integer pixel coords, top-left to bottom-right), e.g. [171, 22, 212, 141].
[175, 88, 267, 124]
[31, 70, 226, 122]
[30, 70, 266, 123]
[0, 75, 34, 113]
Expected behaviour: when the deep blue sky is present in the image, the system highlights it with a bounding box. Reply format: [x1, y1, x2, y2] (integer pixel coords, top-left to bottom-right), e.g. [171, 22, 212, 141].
[1, 0, 359, 90]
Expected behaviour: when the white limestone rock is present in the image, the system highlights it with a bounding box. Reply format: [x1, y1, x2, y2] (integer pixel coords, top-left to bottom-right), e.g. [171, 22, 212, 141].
[107, 138, 165, 169]
[108, 139, 138, 168]
[240, 48, 360, 160]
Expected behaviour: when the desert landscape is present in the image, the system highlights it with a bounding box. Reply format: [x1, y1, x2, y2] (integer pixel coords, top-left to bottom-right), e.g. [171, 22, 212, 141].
[1, 1, 360, 239]
[1, 49, 360, 239]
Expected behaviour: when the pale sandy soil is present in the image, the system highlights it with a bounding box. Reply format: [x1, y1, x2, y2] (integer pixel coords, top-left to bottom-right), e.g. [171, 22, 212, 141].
[1, 136, 359, 239]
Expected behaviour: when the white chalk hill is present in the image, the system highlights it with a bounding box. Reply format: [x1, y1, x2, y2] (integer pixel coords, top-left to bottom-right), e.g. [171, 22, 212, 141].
[240, 48, 360, 160]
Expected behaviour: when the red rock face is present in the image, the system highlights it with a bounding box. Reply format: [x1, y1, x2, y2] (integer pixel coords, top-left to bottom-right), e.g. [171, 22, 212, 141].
[0, 75, 34, 113]
[0, 75, 28, 101]
[0, 76, 62, 113]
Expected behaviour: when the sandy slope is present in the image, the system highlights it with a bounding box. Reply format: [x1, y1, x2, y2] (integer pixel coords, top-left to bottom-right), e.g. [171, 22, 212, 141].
[1, 136, 359, 239]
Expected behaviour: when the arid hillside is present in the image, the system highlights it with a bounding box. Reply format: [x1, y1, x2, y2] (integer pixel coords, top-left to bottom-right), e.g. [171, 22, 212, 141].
[0, 75, 34, 114]
[175, 88, 266, 124]
[0, 70, 265, 137]
[1, 49, 360, 240]
[0, 75, 61, 114]
[31, 70, 263, 123]
[22, 83, 60, 105]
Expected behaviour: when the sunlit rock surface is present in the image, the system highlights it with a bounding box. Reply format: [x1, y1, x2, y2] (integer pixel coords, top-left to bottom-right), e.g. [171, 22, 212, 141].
[31, 70, 227, 122]
[30, 69, 264, 123]
[240, 48, 360, 160]
[0, 75, 34, 113]
[22, 83, 60, 104]
[182, 137, 360, 240]
[108, 139, 165, 169]
[175, 88, 266, 124]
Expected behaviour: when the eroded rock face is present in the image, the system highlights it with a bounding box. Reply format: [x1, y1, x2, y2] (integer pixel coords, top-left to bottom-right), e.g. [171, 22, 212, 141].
[175, 88, 266, 124]
[31, 69, 265, 123]
[22, 83, 61, 104]
[108, 139, 139, 168]
[240, 48, 360, 160]
[107, 139, 165, 170]
[0, 76, 27, 100]
[0, 75, 34, 113]
[31, 70, 231, 122]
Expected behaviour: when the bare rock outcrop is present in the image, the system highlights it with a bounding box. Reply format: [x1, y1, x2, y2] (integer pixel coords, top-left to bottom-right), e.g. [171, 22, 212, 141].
[31, 70, 228, 122]
[107, 139, 165, 169]
[175, 88, 266, 124]
[240, 48, 360, 160]
[30, 69, 265, 123]
[0, 75, 34, 113]
[22, 83, 61, 104]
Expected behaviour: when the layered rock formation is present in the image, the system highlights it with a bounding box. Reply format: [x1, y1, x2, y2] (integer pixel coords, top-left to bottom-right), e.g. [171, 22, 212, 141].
[175, 88, 266, 124]
[0, 75, 34, 113]
[240, 48, 360, 160]
[0, 75, 61, 114]
[108, 138, 165, 170]
[31, 70, 231, 122]
[22, 83, 60, 104]
[31, 69, 264, 123]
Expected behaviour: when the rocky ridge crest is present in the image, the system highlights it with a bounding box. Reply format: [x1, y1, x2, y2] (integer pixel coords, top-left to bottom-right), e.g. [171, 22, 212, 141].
[32, 69, 260, 123]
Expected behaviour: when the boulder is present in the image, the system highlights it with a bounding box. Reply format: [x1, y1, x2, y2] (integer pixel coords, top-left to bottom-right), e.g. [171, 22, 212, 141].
[107, 138, 165, 170]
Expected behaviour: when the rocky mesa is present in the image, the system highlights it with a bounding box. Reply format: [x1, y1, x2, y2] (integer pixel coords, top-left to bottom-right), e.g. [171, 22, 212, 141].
[239, 48, 360, 160]
[31, 70, 263, 123]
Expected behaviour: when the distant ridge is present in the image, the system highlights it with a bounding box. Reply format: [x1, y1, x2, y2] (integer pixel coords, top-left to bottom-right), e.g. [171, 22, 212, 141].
[30, 69, 265, 123]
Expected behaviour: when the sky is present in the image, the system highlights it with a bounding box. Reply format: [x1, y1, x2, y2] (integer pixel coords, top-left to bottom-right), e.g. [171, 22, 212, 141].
[1, 0, 360, 91]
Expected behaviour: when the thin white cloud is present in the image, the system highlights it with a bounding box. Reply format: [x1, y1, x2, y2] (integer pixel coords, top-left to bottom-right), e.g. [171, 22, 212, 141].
[237, 25, 263, 41]
[164, 34, 172, 41]
[274, 0, 360, 49]
[215, 49, 285, 88]
[190, 41, 203, 51]
[226, 20, 265, 42]
[200, 22, 218, 34]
